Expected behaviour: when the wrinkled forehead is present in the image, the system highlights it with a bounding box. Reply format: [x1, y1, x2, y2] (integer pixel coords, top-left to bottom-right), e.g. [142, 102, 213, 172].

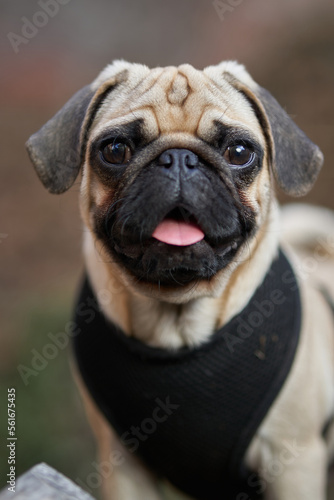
[90, 64, 264, 143]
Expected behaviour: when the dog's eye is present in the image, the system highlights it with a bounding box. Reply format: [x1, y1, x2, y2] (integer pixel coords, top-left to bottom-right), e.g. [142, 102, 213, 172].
[101, 142, 132, 165]
[224, 145, 254, 166]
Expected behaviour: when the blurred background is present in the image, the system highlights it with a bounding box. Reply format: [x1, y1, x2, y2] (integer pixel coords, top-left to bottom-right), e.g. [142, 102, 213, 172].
[0, 0, 333, 497]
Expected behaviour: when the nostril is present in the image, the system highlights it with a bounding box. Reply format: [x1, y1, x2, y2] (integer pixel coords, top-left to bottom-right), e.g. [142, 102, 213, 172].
[158, 151, 173, 168]
[185, 153, 197, 169]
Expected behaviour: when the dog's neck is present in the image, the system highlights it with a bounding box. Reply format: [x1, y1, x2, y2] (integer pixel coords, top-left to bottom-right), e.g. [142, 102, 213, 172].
[83, 202, 280, 349]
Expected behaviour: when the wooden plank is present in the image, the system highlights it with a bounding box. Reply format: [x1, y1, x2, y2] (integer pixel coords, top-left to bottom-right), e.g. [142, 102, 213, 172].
[0, 463, 96, 499]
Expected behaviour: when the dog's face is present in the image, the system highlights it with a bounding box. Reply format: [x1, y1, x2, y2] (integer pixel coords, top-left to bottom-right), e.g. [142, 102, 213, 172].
[84, 63, 269, 289]
[26, 61, 323, 298]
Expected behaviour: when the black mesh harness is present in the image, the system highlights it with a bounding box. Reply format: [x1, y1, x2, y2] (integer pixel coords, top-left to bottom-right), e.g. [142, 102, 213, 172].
[73, 249, 301, 500]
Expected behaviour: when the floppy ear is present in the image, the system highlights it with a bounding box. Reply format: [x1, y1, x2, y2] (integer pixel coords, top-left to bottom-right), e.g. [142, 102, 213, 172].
[26, 85, 96, 194]
[225, 74, 324, 197]
[254, 86, 323, 196]
[26, 79, 119, 194]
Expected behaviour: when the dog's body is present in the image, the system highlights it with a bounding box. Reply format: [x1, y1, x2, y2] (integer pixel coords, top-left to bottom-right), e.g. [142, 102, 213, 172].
[26, 61, 334, 499]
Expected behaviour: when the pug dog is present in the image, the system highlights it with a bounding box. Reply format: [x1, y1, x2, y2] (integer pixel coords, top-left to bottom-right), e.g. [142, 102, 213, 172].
[26, 60, 334, 500]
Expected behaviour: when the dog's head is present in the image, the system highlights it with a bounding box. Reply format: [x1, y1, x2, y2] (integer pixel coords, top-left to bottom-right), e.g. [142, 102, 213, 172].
[26, 61, 323, 297]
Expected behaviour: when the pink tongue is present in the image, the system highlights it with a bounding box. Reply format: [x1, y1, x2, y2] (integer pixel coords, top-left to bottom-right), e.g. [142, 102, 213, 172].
[152, 219, 205, 246]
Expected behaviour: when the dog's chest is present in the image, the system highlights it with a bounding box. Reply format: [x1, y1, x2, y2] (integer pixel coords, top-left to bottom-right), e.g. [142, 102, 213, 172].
[73, 250, 301, 500]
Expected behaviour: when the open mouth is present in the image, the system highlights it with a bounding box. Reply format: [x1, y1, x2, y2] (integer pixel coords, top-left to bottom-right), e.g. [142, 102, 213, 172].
[105, 204, 249, 287]
[152, 207, 205, 247]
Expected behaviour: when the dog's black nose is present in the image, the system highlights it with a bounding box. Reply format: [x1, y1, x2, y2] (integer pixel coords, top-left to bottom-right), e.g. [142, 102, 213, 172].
[157, 149, 199, 175]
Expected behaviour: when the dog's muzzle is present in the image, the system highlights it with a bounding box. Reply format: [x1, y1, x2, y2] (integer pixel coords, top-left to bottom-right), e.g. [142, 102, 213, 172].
[152, 149, 205, 247]
[96, 148, 256, 286]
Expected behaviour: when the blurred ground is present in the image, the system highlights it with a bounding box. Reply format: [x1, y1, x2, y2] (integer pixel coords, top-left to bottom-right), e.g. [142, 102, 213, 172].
[0, 0, 334, 497]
